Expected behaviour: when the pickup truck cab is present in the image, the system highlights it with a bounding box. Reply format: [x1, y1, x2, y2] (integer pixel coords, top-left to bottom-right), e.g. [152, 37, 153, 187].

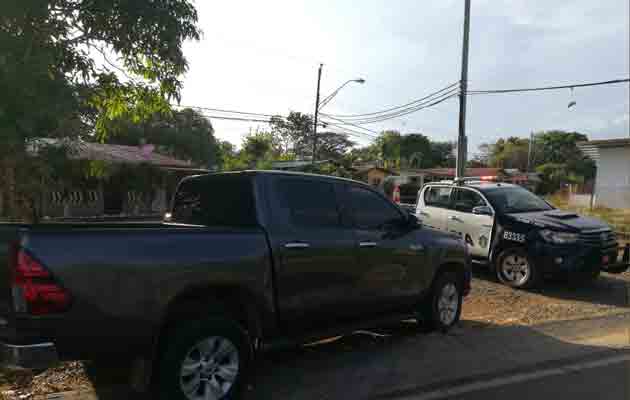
[1, 171, 470, 400]
[416, 181, 629, 289]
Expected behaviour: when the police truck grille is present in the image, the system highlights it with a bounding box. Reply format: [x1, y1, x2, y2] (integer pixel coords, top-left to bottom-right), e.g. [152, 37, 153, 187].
[579, 229, 617, 249]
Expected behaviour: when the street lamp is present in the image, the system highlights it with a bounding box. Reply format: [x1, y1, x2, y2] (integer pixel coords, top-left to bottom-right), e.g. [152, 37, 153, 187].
[312, 66, 365, 162]
[318, 78, 366, 110]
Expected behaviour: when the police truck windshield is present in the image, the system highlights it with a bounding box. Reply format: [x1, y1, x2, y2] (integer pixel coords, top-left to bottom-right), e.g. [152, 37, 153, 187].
[483, 186, 554, 214]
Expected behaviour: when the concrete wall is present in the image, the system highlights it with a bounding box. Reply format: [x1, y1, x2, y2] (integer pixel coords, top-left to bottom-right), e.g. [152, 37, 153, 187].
[568, 194, 592, 208]
[594, 146, 630, 209]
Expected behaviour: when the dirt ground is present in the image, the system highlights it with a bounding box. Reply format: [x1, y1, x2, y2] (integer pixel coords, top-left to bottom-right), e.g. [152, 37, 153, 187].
[2, 265, 630, 399]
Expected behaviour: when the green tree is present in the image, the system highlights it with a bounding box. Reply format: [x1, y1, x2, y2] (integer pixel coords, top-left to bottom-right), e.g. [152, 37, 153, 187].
[1, 0, 200, 220]
[488, 137, 530, 171]
[479, 131, 595, 194]
[429, 141, 456, 167]
[269, 112, 313, 157]
[311, 132, 355, 161]
[241, 131, 276, 167]
[376, 130, 402, 168]
[533, 131, 595, 193]
[400, 134, 431, 168]
[106, 108, 217, 167]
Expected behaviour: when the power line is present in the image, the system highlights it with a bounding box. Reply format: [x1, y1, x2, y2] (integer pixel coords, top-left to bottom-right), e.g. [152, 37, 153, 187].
[326, 126, 376, 142]
[325, 81, 460, 119]
[191, 110, 376, 140]
[324, 88, 459, 124]
[195, 114, 277, 124]
[319, 115, 380, 135]
[468, 78, 630, 95]
[174, 104, 282, 118]
[322, 122, 378, 140]
[325, 90, 459, 125]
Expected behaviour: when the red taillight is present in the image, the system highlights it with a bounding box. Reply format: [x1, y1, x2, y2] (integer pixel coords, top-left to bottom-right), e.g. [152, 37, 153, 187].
[15, 251, 50, 281]
[10, 248, 71, 315]
[393, 185, 401, 204]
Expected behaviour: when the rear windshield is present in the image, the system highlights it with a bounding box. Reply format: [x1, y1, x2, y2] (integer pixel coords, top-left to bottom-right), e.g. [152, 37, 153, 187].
[170, 175, 258, 227]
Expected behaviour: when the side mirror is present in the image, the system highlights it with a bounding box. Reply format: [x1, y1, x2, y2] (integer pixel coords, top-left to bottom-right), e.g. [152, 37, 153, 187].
[472, 206, 493, 216]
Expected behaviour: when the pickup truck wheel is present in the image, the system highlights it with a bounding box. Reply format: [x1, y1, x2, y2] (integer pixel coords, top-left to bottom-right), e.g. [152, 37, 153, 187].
[420, 272, 462, 333]
[157, 317, 250, 400]
[496, 248, 539, 289]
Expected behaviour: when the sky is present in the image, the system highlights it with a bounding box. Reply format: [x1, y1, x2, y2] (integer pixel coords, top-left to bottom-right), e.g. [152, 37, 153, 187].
[179, 0, 630, 153]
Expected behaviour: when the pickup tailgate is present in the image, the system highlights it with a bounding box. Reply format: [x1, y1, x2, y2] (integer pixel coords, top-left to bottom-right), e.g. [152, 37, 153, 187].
[0, 224, 24, 338]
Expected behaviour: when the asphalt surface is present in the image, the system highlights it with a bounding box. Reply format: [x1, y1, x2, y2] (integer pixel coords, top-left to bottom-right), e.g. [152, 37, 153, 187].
[447, 360, 630, 400]
[7, 314, 630, 400]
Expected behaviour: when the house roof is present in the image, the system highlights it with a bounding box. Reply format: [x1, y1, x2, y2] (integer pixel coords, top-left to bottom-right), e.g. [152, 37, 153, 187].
[577, 138, 630, 161]
[270, 159, 331, 170]
[355, 166, 396, 175]
[419, 167, 505, 177]
[30, 139, 198, 169]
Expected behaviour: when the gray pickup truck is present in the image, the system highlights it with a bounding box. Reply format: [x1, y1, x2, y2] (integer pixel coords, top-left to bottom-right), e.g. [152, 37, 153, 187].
[0, 171, 470, 400]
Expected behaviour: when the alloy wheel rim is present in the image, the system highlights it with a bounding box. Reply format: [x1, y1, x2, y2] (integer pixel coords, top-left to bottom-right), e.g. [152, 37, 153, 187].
[437, 282, 459, 326]
[501, 254, 530, 286]
[179, 336, 239, 400]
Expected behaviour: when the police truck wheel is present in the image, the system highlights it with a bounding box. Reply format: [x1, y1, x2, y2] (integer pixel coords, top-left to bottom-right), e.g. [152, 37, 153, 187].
[496, 248, 539, 289]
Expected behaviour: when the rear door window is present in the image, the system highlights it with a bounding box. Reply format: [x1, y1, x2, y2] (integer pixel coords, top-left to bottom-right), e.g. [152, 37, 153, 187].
[171, 175, 257, 227]
[345, 185, 405, 230]
[423, 186, 453, 208]
[275, 179, 341, 228]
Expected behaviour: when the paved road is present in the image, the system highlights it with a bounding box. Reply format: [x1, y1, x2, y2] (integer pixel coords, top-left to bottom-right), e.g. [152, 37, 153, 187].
[26, 314, 630, 400]
[446, 359, 630, 400]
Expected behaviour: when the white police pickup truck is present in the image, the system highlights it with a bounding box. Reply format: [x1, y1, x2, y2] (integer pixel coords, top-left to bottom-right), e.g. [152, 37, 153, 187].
[415, 181, 629, 289]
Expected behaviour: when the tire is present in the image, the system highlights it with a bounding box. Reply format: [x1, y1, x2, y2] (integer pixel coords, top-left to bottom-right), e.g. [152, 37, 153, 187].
[419, 271, 463, 333]
[496, 247, 540, 289]
[156, 316, 251, 400]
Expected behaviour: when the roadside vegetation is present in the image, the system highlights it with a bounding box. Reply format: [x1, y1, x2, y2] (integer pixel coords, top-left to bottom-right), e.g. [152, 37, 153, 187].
[547, 193, 630, 236]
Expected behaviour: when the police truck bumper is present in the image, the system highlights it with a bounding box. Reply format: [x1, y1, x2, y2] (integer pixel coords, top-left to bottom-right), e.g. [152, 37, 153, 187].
[532, 242, 630, 277]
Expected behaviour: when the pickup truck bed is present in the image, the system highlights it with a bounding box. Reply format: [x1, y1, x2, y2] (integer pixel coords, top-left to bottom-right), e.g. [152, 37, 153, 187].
[0, 222, 273, 361]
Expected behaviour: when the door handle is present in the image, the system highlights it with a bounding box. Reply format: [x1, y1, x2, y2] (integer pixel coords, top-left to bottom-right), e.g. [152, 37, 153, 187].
[284, 242, 310, 249]
[418, 211, 429, 216]
[359, 241, 378, 248]
[448, 215, 463, 222]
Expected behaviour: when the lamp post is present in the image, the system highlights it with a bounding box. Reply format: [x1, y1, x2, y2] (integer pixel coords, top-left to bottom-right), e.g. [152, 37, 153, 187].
[312, 66, 365, 162]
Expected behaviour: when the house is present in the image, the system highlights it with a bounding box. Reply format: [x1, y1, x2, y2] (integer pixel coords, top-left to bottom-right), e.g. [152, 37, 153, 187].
[354, 166, 396, 187]
[270, 159, 333, 170]
[0, 139, 207, 219]
[577, 138, 630, 209]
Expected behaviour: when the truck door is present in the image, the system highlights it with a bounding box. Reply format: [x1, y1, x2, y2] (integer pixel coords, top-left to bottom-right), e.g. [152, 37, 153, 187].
[447, 188, 494, 259]
[415, 186, 452, 231]
[343, 184, 428, 313]
[269, 177, 359, 332]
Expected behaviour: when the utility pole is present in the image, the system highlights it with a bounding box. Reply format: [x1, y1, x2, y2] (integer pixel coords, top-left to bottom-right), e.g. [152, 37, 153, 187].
[455, 0, 471, 181]
[527, 131, 534, 172]
[312, 63, 323, 163]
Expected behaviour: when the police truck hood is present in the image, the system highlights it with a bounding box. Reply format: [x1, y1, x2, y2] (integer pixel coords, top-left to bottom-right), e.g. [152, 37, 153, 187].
[504, 209, 610, 232]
